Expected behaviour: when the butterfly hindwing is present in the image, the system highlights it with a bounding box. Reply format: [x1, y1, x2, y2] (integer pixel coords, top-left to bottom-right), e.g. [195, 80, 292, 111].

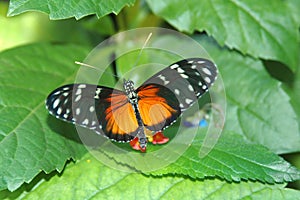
[46, 84, 137, 142]
[137, 83, 181, 132]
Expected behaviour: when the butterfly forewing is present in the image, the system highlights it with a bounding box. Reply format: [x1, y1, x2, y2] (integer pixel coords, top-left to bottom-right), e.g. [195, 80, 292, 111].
[141, 58, 218, 111]
[46, 84, 137, 142]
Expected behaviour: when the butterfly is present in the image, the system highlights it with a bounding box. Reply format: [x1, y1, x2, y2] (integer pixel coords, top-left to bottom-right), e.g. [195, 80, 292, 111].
[46, 58, 218, 151]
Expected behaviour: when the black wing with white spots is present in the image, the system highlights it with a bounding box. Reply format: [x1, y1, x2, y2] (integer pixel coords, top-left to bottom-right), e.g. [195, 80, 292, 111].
[141, 58, 218, 111]
[45, 84, 136, 142]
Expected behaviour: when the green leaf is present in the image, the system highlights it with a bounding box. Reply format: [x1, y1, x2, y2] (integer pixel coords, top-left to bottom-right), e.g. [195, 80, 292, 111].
[0, 7, 104, 52]
[1, 153, 299, 199]
[7, 0, 135, 20]
[146, 0, 299, 71]
[287, 0, 300, 27]
[283, 45, 300, 135]
[105, 127, 300, 184]
[0, 43, 92, 191]
[196, 35, 300, 154]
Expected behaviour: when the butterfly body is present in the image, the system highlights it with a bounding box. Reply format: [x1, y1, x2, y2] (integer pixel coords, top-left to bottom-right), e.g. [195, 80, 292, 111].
[123, 79, 147, 149]
[46, 58, 218, 150]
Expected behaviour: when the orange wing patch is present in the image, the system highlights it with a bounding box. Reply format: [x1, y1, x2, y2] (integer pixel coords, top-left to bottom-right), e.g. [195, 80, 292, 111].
[105, 93, 138, 135]
[138, 85, 177, 128]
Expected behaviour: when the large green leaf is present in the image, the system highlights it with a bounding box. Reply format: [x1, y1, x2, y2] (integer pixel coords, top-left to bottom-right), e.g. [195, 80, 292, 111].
[100, 127, 300, 184]
[287, 0, 300, 26]
[0, 43, 91, 191]
[1, 153, 299, 199]
[196, 36, 300, 154]
[1, 39, 299, 192]
[283, 45, 300, 135]
[7, 0, 135, 20]
[146, 0, 299, 71]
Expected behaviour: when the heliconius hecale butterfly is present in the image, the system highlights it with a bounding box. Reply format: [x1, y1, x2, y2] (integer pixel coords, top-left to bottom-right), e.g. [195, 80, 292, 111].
[46, 58, 218, 151]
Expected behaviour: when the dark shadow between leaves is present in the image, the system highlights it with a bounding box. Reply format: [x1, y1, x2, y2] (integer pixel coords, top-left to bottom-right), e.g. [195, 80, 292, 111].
[282, 152, 300, 190]
[263, 60, 294, 87]
[143, 172, 271, 185]
[46, 115, 102, 147]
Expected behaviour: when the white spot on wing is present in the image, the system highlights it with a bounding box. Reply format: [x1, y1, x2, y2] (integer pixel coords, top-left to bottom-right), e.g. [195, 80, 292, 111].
[53, 91, 61, 95]
[63, 99, 68, 105]
[202, 67, 212, 76]
[78, 84, 87, 88]
[177, 67, 185, 73]
[82, 119, 89, 125]
[174, 89, 180, 95]
[63, 114, 68, 118]
[89, 106, 95, 112]
[76, 108, 80, 115]
[170, 64, 179, 69]
[188, 84, 194, 92]
[185, 98, 193, 104]
[179, 103, 184, 108]
[204, 77, 211, 83]
[94, 88, 102, 99]
[202, 85, 207, 90]
[180, 74, 188, 79]
[57, 107, 62, 115]
[197, 60, 205, 64]
[191, 65, 197, 69]
[53, 99, 60, 109]
[158, 74, 170, 85]
[76, 89, 82, 95]
[75, 95, 81, 102]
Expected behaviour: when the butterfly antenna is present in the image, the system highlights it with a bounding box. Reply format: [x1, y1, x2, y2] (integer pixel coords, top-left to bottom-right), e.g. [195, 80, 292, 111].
[75, 61, 120, 78]
[76, 33, 152, 80]
[132, 32, 152, 69]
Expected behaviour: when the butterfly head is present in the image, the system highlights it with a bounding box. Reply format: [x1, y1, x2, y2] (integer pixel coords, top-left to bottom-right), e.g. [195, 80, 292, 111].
[123, 79, 138, 104]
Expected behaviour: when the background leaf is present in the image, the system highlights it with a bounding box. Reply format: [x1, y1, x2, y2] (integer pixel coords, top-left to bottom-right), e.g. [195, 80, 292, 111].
[146, 0, 299, 71]
[287, 0, 300, 26]
[7, 0, 135, 20]
[1, 153, 299, 200]
[1, 36, 299, 192]
[101, 127, 300, 184]
[0, 43, 91, 191]
[1, 0, 299, 196]
[196, 35, 300, 154]
[0, 5, 106, 51]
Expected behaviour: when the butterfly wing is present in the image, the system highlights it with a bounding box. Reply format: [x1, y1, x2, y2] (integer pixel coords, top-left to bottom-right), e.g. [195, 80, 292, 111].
[137, 58, 217, 131]
[137, 83, 181, 132]
[46, 84, 139, 142]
